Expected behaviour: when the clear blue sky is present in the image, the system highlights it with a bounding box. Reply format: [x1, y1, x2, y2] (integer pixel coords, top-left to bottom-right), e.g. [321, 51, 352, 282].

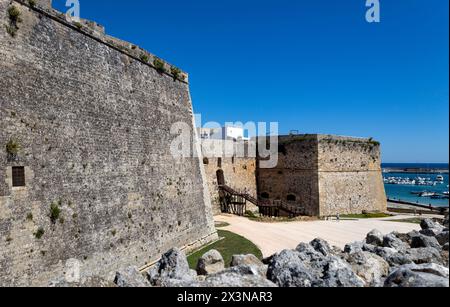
[53, 0, 449, 163]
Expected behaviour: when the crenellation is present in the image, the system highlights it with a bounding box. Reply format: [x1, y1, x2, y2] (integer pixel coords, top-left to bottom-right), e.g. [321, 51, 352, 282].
[10, 0, 188, 82]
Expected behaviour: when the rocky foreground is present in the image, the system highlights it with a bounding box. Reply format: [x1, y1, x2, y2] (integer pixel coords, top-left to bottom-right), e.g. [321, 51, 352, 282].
[57, 217, 449, 288]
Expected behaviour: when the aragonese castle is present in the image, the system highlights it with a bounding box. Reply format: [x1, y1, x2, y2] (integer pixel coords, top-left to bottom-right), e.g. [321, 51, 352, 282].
[0, 0, 386, 286]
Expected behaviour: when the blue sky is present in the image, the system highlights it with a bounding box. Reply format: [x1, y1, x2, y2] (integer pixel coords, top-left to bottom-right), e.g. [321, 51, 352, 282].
[53, 0, 449, 163]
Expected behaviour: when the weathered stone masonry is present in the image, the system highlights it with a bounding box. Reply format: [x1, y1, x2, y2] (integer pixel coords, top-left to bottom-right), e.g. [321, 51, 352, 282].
[0, 0, 216, 286]
[257, 135, 387, 216]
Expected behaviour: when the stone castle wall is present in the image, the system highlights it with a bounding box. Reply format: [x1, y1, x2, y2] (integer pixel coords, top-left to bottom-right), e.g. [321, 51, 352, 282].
[0, 0, 216, 286]
[257, 135, 320, 216]
[316, 135, 387, 216]
[201, 140, 258, 215]
[257, 135, 387, 217]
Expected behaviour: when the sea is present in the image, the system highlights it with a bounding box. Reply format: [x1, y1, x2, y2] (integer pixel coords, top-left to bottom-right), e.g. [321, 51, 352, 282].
[382, 163, 449, 207]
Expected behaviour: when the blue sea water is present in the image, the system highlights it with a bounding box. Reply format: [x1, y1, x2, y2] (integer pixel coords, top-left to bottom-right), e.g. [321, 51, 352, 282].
[382, 163, 449, 169]
[382, 163, 449, 207]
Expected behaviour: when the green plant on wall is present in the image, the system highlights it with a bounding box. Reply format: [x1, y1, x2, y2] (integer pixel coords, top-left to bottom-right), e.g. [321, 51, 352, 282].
[140, 53, 149, 63]
[153, 58, 165, 73]
[34, 228, 45, 239]
[50, 202, 62, 224]
[170, 66, 181, 81]
[73, 22, 83, 30]
[28, 0, 37, 7]
[6, 139, 20, 156]
[5, 6, 22, 37]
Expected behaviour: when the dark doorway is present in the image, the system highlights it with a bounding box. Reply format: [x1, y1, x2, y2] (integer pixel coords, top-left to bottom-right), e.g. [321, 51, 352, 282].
[216, 169, 225, 186]
[287, 194, 296, 202]
[261, 192, 270, 199]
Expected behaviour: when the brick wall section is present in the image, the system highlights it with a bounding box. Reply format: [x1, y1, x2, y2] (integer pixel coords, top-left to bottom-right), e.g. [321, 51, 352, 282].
[0, 0, 216, 286]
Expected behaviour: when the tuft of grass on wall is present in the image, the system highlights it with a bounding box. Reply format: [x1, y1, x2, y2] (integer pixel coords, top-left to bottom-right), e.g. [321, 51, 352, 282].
[5, 6, 22, 37]
[34, 228, 45, 239]
[140, 54, 149, 63]
[6, 139, 20, 155]
[50, 202, 62, 224]
[170, 66, 181, 81]
[153, 57, 165, 73]
[8, 6, 22, 23]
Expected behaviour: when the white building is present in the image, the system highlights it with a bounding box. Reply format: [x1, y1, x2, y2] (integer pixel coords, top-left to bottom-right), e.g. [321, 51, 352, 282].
[197, 126, 249, 141]
[222, 126, 249, 141]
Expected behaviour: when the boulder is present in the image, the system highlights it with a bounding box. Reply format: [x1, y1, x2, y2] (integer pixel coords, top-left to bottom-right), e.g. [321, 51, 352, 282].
[49, 276, 116, 288]
[226, 264, 268, 278]
[384, 264, 449, 287]
[441, 251, 449, 267]
[443, 215, 449, 228]
[410, 234, 442, 250]
[230, 254, 264, 268]
[345, 251, 390, 287]
[320, 256, 365, 288]
[420, 219, 444, 231]
[196, 250, 225, 276]
[366, 229, 384, 246]
[396, 231, 417, 245]
[203, 271, 277, 287]
[344, 241, 365, 254]
[230, 254, 267, 278]
[268, 247, 364, 288]
[147, 248, 196, 286]
[267, 249, 319, 287]
[435, 231, 449, 246]
[420, 228, 442, 237]
[406, 247, 443, 265]
[114, 266, 151, 288]
[310, 238, 332, 256]
[373, 247, 413, 267]
[383, 233, 408, 251]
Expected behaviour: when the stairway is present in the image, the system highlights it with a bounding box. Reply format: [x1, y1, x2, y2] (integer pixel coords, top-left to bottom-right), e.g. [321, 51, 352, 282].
[219, 185, 304, 217]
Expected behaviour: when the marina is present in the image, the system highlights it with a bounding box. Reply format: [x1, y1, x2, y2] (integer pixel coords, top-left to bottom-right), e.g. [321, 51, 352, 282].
[382, 165, 449, 207]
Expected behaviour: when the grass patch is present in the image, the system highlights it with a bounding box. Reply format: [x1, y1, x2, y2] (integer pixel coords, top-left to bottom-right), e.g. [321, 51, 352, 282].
[34, 227, 45, 239]
[140, 53, 149, 63]
[187, 230, 262, 270]
[386, 218, 423, 224]
[50, 202, 62, 224]
[340, 212, 392, 219]
[244, 211, 318, 223]
[6, 139, 20, 155]
[153, 57, 165, 73]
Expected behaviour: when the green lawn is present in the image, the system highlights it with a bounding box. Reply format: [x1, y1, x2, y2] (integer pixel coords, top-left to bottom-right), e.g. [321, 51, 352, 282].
[340, 213, 392, 219]
[386, 218, 423, 224]
[187, 230, 263, 269]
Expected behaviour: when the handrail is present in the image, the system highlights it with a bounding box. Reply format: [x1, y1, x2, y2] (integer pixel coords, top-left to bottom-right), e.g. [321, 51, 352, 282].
[219, 185, 304, 216]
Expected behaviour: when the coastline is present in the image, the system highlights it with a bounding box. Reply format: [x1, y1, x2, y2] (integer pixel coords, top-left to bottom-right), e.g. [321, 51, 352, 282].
[383, 168, 449, 174]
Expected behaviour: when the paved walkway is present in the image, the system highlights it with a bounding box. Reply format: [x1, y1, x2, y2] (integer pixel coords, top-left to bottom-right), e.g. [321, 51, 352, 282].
[215, 214, 421, 257]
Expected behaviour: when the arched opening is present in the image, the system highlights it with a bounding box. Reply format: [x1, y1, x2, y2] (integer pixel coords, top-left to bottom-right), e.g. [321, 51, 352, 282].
[216, 169, 225, 186]
[203, 157, 209, 165]
[287, 194, 296, 202]
[261, 192, 270, 199]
